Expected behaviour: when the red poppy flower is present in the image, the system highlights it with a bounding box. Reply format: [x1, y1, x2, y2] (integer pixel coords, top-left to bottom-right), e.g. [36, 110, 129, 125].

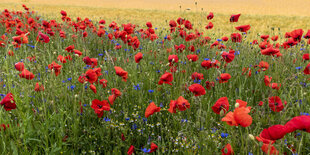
[270, 83, 281, 90]
[219, 73, 231, 83]
[205, 81, 215, 90]
[84, 69, 98, 84]
[108, 94, 116, 105]
[176, 96, 190, 111]
[205, 22, 213, 29]
[168, 100, 178, 113]
[15, 62, 24, 72]
[259, 125, 287, 142]
[222, 52, 235, 63]
[290, 29, 303, 42]
[0, 124, 9, 131]
[271, 35, 278, 41]
[37, 31, 50, 43]
[201, 60, 220, 69]
[259, 101, 264, 106]
[258, 61, 269, 71]
[233, 107, 252, 127]
[60, 10, 67, 16]
[149, 142, 158, 153]
[222, 36, 229, 41]
[145, 102, 161, 118]
[169, 20, 177, 27]
[184, 20, 192, 30]
[221, 143, 234, 155]
[158, 72, 173, 85]
[65, 45, 74, 52]
[235, 25, 251, 33]
[8, 50, 14, 56]
[231, 33, 242, 42]
[99, 79, 108, 88]
[114, 66, 128, 82]
[19, 69, 35, 80]
[268, 96, 286, 112]
[264, 75, 272, 86]
[134, 52, 143, 63]
[222, 112, 238, 126]
[111, 88, 121, 97]
[127, 145, 134, 155]
[212, 97, 229, 115]
[0, 93, 16, 111]
[259, 41, 271, 50]
[261, 144, 279, 155]
[261, 47, 280, 56]
[34, 83, 44, 92]
[230, 14, 241, 22]
[48, 61, 62, 76]
[207, 12, 214, 20]
[187, 54, 198, 62]
[57, 55, 67, 63]
[90, 84, 97, 94]
[174, 44, 186, 52]
[191, 72, 204, 80]
[304, 62, 310, 74]
[91, 99, 110, 118]
[188, 84, 206, 96]
[73, 50, 82, 56]
[284, 115, 310, 133]
[303, 53, 309, 61]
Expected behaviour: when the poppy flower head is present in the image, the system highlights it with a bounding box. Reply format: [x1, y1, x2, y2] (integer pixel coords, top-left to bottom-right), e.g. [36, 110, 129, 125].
[235, 25, 251, 33]
[212, 97, 229, 115]
[219, 73, 231, 83]
[158, 72, 173, 85]
[0, 93, 16, 111]
[145, 102, 161, 118]
[15, 62, 24, 72]
[222, 52, 235, 63]
[221, 143, 234, 155]
[114, 66, 128, 82]
[191, 72, 204, 80]
[91, 99, 110, 118]
[176, 96, 190, 111]
[264, 75, 272, 86]
[186, 54, 198, 62]
[207, 12, 214, 20]
[231, 33, 242, 42]
[284, 115, 310, 133]
[268, 96, 286, 112]
[19, 69, 35, 80]
[188, 83, 206, 96]
[230, 14, 241, 22]
[149, 143, 158, 153]
[111, 88, 121, 97]
[260, 125, 287, 142]
[85, 69, 98, 84]
[48, 61, 62, 76]
[233, 107, 252, 127]
[134, 52, 143, 63]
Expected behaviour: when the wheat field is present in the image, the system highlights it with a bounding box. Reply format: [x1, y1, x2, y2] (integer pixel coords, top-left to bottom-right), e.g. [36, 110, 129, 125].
[1, 0, 310, 37]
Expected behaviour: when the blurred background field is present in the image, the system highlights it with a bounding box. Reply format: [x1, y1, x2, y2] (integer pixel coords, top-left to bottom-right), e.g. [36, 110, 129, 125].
[1, 0, 310, 38]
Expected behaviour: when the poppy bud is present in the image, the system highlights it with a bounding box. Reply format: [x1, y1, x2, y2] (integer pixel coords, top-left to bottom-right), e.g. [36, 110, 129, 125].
[248, 134, 255, 140]
[235, 102, 240, 108]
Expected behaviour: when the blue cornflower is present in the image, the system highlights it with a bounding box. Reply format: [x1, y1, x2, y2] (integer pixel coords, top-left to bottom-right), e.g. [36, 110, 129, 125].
[220, 133, 229, 138]
[217, 39, 222, 42]
[67, 78, 72, 81]
[134, 84, 140, 90]
[141, 148, 150, 153]
[296, 67, 302, 70]
[125, 117, 130, 121]
[99, 53, 103, 56]
[148, 89, 154, 93]
[204, 58, 210, 61]
[103, 117, 111, 122]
